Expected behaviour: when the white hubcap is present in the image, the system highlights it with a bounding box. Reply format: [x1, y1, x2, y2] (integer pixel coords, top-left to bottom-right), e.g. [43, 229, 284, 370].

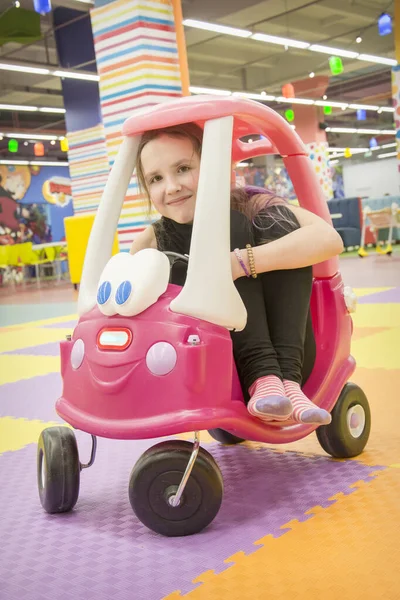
[346, 404, 366, 438]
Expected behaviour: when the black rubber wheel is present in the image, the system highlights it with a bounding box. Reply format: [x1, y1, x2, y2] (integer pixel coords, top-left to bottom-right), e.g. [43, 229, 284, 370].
[208, 428, 245, 445]
[37, 426, 80, 514]
[129, 440, 223, 537]
[316, 382, 371, 458]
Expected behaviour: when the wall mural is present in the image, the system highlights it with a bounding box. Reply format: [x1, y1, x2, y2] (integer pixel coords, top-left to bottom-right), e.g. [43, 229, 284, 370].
[0, 165, 73, 245]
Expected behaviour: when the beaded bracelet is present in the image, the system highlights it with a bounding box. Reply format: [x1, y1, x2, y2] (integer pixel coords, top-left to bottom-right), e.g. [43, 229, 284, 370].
[233, 248, 250, 278]
[245, 244, 257, 279]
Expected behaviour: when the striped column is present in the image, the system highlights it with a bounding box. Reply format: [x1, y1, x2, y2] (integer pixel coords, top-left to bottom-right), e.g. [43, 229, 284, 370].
[68, 124, 110, 214]
[91, 0, 186, 251]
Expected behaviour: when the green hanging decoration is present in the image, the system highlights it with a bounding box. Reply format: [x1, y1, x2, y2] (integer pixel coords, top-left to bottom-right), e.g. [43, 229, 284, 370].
[329, 56, 343, 75]
[285, 108, 295, 122]
[323, 105, 332, 115]
[8, 139, 18, 153]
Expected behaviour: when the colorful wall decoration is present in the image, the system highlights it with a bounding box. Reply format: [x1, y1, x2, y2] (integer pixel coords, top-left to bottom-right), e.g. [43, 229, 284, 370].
[307, 141, 333, 200]
[0, 165, 73, 245]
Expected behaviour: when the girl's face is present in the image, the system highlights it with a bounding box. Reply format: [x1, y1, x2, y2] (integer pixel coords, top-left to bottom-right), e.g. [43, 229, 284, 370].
[140, 134, 200, 224]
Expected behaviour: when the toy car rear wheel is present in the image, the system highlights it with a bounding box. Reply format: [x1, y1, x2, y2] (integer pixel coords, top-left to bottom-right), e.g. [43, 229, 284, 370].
[208, 428, 245, 445]
[129, 440, 223, 536]
[316, 382, 371, 458]
[37, 426, 80, 514]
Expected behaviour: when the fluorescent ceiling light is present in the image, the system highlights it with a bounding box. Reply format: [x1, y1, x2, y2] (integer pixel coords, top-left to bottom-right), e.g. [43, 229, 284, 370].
[38, 107, 66, 113]
[233, 92, 276, 101]
[348, 103, 379, 111]
[183, 19, 252, 38]
[0, 62, 50, 75]
[377, 151, 398, 158]
[53, 70, 99, 81]
[0, 103, 66, 114]
[189, 86, 231, 96]
[276, 96, 315, 105]
[309, 45, 359, 59]
[2, 132, 60, 140]
[252, 32, 310, 49]
[315, 100, 348, 109]
[329, 159, 339, 165]
[327, 147, 368, 153]
[381, 142, 397, 149]
[184, 21, 396, 67]
[378, 107, 395, 113]
[357, 54, 397, 66]
[326, 127, 395, 136]
[0, 160, 68, 166]
[0, 103, 38, 111]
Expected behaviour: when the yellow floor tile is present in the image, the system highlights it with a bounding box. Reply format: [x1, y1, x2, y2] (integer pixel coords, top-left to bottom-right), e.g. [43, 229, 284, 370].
[351, 304, 400, 328]
[5, 313, 77, 330]
[0, 416, 67, 454]
[354, 287, 393, 297]
[0, 327, 73, 353]
[351, 327, 400, 369]
[0, 354, 60, 384]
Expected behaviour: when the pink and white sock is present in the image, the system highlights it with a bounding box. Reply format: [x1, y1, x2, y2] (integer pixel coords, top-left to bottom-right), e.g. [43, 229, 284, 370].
[283, 380, 331, 425]
[247, 375, 292, 422]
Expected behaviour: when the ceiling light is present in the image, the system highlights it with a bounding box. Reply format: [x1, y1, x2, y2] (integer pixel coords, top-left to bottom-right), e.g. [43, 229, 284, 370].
[322, 95, 327, 100]
[377, 151, 397, 159]
[276, 97, 315, 105]
[378, 107, 395, 113]
[0, 159, 69, 166]
[315, 100, 348, 109]
[50, 140, 56, 145]
[308, 45, 359, 59]
[327, 147, 368, 153]
[0, 103, 38, 111]
[326, 127, 395, 136]
[357, 54, 397, 66]
[24, 141, 28, 146]
[309, 72, 315, 78]
[233, 92, 276, 100]
[189, 86, 231, 96]
[251, 32, 310, 49]
[38, 107, 66, 113]
[0, 62, 50, 75]
[183, 19, 252, 38]
[381, 142, 397, 149]
[329, 159, 339, 165]
[380, 130, 397, 135]
[349, 103, 379, 111]
[53, 70, 99, 81]
[356, 37, 362, 43]
[3, 132, 59, 140]
[0, 160, 30, 165]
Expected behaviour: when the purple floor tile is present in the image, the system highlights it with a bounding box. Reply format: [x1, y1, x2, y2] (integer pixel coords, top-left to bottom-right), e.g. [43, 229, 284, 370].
[358, 287, 400, 304]
[4, 342, 60, 357]
[0, 373, 63, 422]
[0, 438, 384, 600]
[41, 321, 77, 330]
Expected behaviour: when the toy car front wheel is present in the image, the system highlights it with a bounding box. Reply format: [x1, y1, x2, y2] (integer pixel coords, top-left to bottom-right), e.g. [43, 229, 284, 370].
[316, 382, 371, 458]
[208, 428, 245, 445]
[129, 440, 223, 536]
[37, 426, 80, 513]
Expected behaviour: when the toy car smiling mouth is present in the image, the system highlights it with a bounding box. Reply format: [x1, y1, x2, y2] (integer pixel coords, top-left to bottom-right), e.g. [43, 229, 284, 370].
[37, 95, 370, 537]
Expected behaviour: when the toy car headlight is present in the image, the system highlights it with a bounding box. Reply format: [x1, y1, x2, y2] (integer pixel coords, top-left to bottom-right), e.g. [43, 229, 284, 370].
[97, 328, 133, 351]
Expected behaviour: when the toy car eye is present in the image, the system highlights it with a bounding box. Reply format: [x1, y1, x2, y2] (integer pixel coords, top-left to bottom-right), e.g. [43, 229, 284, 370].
[97, 281, 112, 306]
[116, 280, 132, 306]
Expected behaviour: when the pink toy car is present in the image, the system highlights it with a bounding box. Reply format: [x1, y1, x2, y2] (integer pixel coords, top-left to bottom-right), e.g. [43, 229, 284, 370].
[37, 96, 370, 537]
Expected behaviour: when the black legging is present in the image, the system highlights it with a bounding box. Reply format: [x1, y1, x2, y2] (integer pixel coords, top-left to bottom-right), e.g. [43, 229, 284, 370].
[155, 207, 316, 403]
[229, 209, 315, 402]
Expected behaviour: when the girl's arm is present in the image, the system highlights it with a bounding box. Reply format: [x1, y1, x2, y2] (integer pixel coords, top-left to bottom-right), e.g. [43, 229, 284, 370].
[231, 204, 344, 280]
[129, 225, 157, 255]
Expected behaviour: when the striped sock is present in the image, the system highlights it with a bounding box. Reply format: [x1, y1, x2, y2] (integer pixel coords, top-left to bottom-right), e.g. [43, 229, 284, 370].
[283, 380, 332, 425]
[247, 375, 292, 422]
